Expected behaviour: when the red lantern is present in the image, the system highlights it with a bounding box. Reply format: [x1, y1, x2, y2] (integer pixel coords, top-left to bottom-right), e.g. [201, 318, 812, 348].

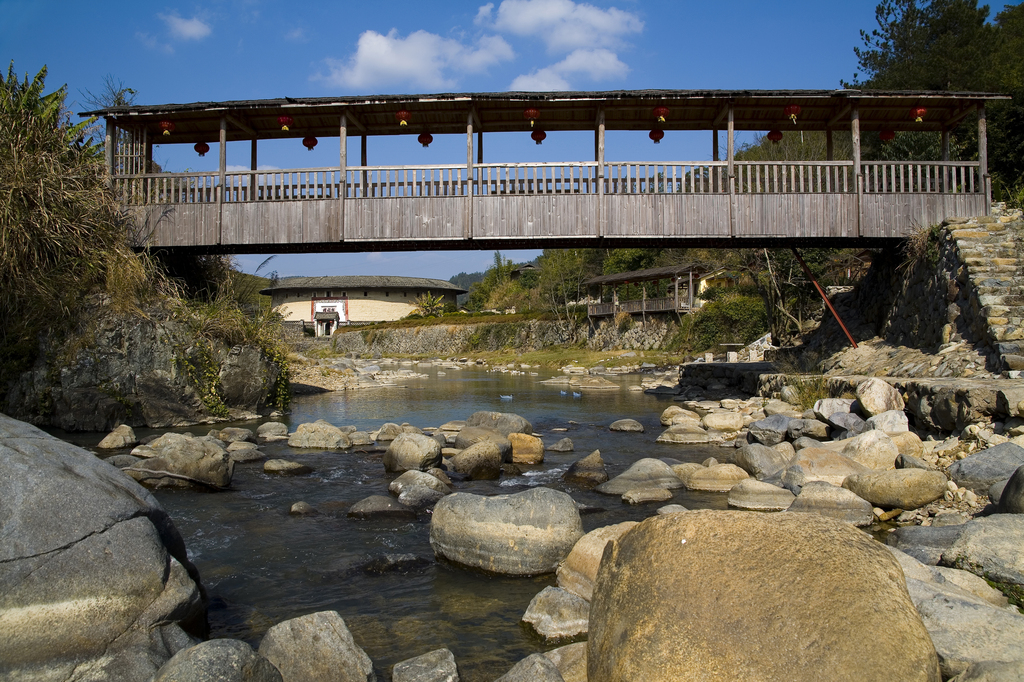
[784, 104, 801, 124]
[278, 115, 293, 131]
[911, 106, 927, 123]
[653, 105, 670, 123]
[302, 136, 318, 151]
[767, 129, 783, 143]
[531, 129, 546, 145]
[159, 120, 175, 136]
[194, 142, 210, 157]
[524, 107, 540, 128]
[418, 133, 433, 148]
[395, 110, 412, 126]
[649, 129, 665, 144]
[879, 130, 896, 142]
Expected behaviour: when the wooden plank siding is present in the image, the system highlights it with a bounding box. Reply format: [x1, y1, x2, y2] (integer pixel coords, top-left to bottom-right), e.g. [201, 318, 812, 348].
[861, 194, 988, 238]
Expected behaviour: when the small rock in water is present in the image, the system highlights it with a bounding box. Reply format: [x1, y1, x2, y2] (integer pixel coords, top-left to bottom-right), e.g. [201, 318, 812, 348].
[361, 553, 430, 575]
[152, 639, 282, 682]
[656, 504, 688, 515]
[563, 450, 609, 488]
[609, 419, 644, 433]
[347, 495, 417, 520]
[258, 611, 373, 682]
[97, 424, 137, 449]
[264, 459, 312, 476]
[494, 653, 565, 682]
[622, 488, 673, 505]
[521, 586, 590, 641]
[547, 437, 574, 452]
[392, 647, 459, 682]
[289, 501, 318, 516]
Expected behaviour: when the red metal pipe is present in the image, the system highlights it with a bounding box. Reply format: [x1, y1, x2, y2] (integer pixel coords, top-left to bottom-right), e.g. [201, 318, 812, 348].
[790, 247, 858, 349]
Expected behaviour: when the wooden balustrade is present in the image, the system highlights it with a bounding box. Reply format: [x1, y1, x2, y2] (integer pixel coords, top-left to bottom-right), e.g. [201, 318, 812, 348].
[113, 160, 986, 206]
[346, 165, 467, 198]
[588, 297, 691, 316]
[733, 161, 854, 194]
[861, 161, 979, 194]
[604, 162, 727, 194]
[474, 162, 596, 195]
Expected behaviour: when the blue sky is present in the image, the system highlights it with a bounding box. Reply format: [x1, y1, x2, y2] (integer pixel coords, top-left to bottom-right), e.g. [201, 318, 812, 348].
[2, 0, 1011, 280]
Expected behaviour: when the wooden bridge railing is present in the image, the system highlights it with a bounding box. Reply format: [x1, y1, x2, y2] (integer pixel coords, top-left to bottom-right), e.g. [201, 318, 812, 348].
[112, 160, 985, 206]
[861, 161, 980, 194]
[588, 297, 691, 316]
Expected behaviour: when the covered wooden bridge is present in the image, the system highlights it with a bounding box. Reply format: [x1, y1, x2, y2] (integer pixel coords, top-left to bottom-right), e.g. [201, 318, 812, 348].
[84, 89, 1007, 253]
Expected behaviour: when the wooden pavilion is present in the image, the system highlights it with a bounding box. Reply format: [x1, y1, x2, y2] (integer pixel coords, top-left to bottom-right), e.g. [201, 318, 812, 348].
[82, 89, 1009, 253]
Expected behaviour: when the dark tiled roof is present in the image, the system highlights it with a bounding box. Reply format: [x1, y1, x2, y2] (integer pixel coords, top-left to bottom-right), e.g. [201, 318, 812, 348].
[260, 275, 465, 295]
[584, 263, 714, 286]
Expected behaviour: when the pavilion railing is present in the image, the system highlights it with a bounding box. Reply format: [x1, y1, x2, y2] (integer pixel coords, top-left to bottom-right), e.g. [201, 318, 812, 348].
[861, 161, 980, 194]
[474, 162, 597, 195]
[733, 161, 855, 194]
[588, 297, 691, 316]
[346, 165, 468, 198]
[604, 162, 728, 194]
[112, 160, 986, 205]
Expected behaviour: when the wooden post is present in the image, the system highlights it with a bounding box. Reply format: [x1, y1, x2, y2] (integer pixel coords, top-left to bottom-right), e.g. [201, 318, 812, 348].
[712, 129, 719, 192]
[250, 139, 257, 201]
[144, 130, 153, 174]
[851, 103, 861, 238]
[104, 117, 116, 185]
[978, 103, 989, 213]
[597, 108, 605, 238]
[826, 128, 834, 161]
[466, 111, 474, 239]
[688, 270, 693, 312]
[673, 276, 679, 310]
[361, 135, 367, 197]
[218, 117, 227, 245]
[941, 129, 950, 161]
[339, 114, 347, 241]
[477, 130, 483, 164]
[727, 103, 736, 237]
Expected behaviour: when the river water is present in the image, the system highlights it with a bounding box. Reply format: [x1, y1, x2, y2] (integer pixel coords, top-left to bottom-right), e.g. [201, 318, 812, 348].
[111, 366, 733, 680]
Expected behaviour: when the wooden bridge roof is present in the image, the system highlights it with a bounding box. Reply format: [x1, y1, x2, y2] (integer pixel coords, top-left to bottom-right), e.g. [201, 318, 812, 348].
[82, 89, 1009, 145]
[584, 263, 712, 286]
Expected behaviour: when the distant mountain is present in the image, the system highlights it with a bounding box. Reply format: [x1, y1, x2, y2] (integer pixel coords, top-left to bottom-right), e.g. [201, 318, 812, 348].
[450, 271, 485, 306]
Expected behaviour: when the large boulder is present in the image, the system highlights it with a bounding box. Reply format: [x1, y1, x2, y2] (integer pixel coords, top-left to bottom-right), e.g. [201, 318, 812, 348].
[97, 423, 138, 449]
[543, 642, 587, 682]
[702, 412, 744, 432]
[508, 432, 545, 464]
[887, 525, 966, 566]
[0, 413, 206, 681]
[733, 443, 792, 480]
[429, 488, 583, 576]
[856, 377, 905, 416]
[287, 420, 351, 449]
[388, 470, 451, 496]
[595, 458, 683, 495]
[842, 470, 948, 510]
[747, 414, 792, 446]
[556, 521, 638, 601]
[684, 463, 750, 492]
[125, 432, 233, 489]
[813, 398, 855, 422]
[452, 426, 511, 461]
[787, 480, 874, 526]
[866, 410, 909, 433]
[941, 515, 1024, 587]
[563, 450, 609, 488]
[449, 440, 503, 480]
[782, 447, 870, 488]
[948, 443, 1024, 493]
[841, 430, 899, 470]
[384, 433, 442, 473]
[999, 464, 1024, 513]
[464, 410, 533, 437]
[258, 611, 373, 682]
[495, 653, 565, 682]
[786, 418, 829, 441]
[892, 548, 1024, 679]
[609, 418, 645, 432]
[587, 510, 940, 681]
[153, 639, 282, 682]
[727, 478, 795, 511]
[660, 405, 700, 426]
[655, 424, 709, 444]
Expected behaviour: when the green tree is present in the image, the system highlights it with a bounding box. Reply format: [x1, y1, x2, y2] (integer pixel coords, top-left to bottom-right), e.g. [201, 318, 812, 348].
[413, 291, 445, 317]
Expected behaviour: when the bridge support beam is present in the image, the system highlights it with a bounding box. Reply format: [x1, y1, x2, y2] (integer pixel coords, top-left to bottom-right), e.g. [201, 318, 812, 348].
[217, 117, 226, 245]
[791, 247, 857, 349]
[978, 104, 989, 214]
[851, 103, 861, 239]
[339, 113, 347, 241]
[597, 108, 605, 238]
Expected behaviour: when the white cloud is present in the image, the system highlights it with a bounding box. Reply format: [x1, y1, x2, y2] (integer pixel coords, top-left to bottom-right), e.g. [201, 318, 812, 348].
[475, 3, 495, 25]
[485, 0, 642, 54]
[509, 48, 628, 91]
[158, 13, 212, 41]
[317, 29, 514, 91]
[285, 28, 307, 43]
[136, 31, 173, 54]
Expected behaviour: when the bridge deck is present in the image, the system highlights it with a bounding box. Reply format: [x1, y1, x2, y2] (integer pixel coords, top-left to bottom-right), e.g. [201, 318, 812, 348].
[123, 159, 985, 251]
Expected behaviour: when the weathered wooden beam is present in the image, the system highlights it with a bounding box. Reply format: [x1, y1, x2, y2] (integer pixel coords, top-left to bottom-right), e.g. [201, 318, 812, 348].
[851, 103, 861, 238]
[344, 109, 367, 133]
[466, 111, 474, 239]
[978, 103, 988, 213]
[713, 105, 729, 128]
[218, 117, 227, 245]
[104, 118, 116, 183]
[339, 114, 347, 241]
[226, 114, 256, 136]
[943, 102, 978, 131]
[597, 108, 605, 238]
[827, 104, 852, 129]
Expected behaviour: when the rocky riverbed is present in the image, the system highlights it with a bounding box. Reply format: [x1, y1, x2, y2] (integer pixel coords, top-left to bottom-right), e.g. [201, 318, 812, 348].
[4, 364, 1024, 681]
